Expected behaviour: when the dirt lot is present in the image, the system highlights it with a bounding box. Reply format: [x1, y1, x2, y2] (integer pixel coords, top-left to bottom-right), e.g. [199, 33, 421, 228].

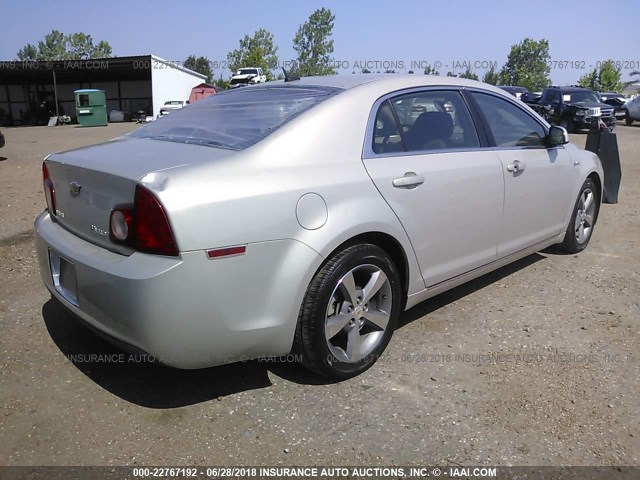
[0, 123, 638, 468]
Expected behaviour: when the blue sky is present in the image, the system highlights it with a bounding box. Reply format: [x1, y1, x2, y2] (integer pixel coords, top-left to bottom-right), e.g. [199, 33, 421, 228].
[2, 0, 639, 86]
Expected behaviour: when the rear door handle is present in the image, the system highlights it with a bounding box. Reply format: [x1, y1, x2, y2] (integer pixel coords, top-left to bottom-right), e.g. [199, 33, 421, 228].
[506, 160, 526, 173]
[392, 172, 425, 188]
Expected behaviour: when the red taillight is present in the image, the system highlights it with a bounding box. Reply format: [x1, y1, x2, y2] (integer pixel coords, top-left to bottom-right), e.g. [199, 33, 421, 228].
[134, 186, 178, 256]
[109, 185, 178, 256]
[42, 162, 57, 216]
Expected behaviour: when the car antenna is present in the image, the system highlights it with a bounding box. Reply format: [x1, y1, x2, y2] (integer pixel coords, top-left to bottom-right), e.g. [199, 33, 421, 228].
[283, 67, 300, 82]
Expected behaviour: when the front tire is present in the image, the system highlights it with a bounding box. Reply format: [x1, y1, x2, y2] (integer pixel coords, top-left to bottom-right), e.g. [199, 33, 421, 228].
[295, 244, 402, 379]
[625, 111, 634, 126]
[560, 117, 576, 133]
[559, 178, 599, 253]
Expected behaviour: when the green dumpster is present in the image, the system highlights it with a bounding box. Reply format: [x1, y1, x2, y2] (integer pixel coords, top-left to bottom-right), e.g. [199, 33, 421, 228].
[74, 89, 108, 126]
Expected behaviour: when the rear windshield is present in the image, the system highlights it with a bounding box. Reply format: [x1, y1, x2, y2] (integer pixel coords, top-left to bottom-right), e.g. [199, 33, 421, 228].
[131, 86, 341, 150]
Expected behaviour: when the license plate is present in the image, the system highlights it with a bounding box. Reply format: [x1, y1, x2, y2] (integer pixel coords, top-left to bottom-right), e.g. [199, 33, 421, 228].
[49, 249, 79, 306]
[588, 107, 601, 117]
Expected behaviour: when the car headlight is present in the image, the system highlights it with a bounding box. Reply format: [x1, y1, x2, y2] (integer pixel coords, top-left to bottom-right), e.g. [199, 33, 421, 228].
[576, 110, 585, 116]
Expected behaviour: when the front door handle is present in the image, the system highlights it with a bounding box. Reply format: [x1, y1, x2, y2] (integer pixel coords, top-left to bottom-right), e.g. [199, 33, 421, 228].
[392, 172, 425, 188]
[506, 160, 526, 173]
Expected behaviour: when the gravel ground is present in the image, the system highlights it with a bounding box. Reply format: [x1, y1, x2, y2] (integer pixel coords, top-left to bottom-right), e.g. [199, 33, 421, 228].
[0, 122, 638, 468]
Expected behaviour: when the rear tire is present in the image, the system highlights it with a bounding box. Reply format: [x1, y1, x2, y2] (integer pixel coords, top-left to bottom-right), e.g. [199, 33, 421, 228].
[559, 178, 599, 253]
[295, 244, 402, 380]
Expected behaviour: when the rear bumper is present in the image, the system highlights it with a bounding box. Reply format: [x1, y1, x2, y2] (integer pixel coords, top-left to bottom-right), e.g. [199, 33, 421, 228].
[35, 211, 323, 368]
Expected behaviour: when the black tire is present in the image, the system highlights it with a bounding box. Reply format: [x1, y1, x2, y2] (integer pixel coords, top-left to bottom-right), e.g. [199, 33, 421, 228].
[625, 111, 634, 126]
[559, 178, 600, 253]
[560, 117, 576, 133]
[295, 244, 402, 380]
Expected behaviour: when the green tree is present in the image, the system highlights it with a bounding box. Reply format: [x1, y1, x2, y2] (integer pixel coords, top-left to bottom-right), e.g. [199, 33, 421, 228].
[17, 30, 112, 60]
[578, 60, 623, 92]
[227, 28, 279, 80]
[459, 68, 478, 80]
[424, 65, 440, 75]
[597, 60, 622, 92]
[499, 38, 550, 91]
[184, 55, 213, 83]
[482, 65, 500, 85]
[446, 71, 457, 77]
[292, 8, 336, 76]
[577, 69, 599, 90]
[361, 68, 372, 74]
[211, 73, 230, 90]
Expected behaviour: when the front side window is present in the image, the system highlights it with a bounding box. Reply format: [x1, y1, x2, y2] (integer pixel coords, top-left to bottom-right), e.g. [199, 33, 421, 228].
[371, 90, 480, 154]
[472, 92, 547, 148]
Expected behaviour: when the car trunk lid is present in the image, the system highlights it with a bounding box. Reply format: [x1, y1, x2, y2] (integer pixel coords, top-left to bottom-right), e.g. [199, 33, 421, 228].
[45, 137, 235, 253]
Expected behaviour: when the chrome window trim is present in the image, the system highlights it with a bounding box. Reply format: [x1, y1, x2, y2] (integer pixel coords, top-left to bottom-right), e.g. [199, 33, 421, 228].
[363, 85, 555, 160]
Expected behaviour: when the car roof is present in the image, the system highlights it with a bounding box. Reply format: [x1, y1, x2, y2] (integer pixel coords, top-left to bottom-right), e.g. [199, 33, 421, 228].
[262, 74, 506, 94]
[547, 86, 593, 92]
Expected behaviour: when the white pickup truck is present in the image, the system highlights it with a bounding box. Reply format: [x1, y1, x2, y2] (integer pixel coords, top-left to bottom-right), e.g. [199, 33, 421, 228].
[229, 67, 267, 88]
[158, 100, 188, 117]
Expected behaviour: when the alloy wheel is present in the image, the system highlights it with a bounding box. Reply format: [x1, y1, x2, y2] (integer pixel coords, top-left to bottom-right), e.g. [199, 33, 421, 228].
[574, 188, 596, 244]
[324, 264, 393, 363]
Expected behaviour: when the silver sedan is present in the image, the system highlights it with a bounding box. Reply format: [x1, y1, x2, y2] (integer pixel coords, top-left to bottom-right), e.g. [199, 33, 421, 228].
[35, 75, 604, 379]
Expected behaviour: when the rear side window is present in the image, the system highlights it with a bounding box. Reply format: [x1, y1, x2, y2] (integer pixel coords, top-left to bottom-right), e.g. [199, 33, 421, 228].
[371, 90, 480, 154]
[471, 92, 546, 147]
[131, 86, 341, 150]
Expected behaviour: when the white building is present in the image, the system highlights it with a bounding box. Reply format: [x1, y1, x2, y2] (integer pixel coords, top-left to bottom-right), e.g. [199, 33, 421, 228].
[0, 54, 207, 125]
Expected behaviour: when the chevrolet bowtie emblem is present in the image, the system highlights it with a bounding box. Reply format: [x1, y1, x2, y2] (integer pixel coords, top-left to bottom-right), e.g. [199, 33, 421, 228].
[69, 181, 82, 197]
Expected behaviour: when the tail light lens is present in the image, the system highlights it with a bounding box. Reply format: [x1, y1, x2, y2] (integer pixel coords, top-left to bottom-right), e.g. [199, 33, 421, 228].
[134, 186, 178, 256]
[42, 162, 57, 216]
[109, 185, 178, 256]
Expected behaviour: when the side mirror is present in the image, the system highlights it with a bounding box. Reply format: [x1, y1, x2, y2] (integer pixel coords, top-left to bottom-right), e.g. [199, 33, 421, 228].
[548, 125, 569, 146]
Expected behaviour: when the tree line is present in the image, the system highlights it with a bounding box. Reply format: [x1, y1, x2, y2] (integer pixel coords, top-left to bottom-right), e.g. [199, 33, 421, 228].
[16, 18, 640, 93]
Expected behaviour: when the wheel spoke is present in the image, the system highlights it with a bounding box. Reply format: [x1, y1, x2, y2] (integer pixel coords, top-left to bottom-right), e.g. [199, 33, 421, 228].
[577, 223, 585, 243]
[584, 213, 594, 227]
[574, 214, 582, 233]
[325, 312, 352, 340]
[364, 309, 390, 331]
[583, 191, 593, 211]
[362, 270, 388, 304]
[345, 327, 362, 362]
[339, 271, 358, 305]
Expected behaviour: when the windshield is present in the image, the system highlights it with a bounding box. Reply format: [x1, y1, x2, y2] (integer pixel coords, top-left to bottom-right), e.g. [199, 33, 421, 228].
[565, 91, 600, 104]
[130, 86, 341, 150]
[238, 69, 258, 75]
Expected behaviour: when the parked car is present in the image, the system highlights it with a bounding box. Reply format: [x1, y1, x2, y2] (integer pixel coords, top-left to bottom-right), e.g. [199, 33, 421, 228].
[0, 130, 4, 149]
[620, 95, 640, 125]
[158, 100, 188, 117]
[599, 92, 627, 120]
[534, 86, 615, 132]
[498, 85, 530, 100]
[229, 67, 267, 88]
[35, 75, 605, 379]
